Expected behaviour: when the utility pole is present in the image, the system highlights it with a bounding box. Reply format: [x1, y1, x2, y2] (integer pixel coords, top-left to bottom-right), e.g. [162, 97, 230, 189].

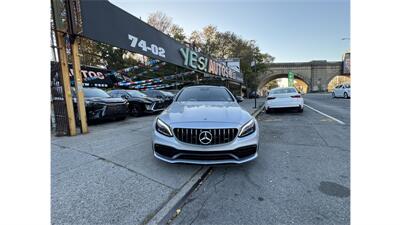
[253, 58, 257, 109]
[70, 36, 88, 134]
[55, 31, 77, 136]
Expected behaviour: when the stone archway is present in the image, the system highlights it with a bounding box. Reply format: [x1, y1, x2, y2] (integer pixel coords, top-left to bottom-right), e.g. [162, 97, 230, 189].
[257, 73, 312, 94]
[326, 74, 351, 85]
[326, 74, 351, 92]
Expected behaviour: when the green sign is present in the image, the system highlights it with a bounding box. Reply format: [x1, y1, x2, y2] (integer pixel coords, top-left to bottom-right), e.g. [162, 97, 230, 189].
[288, 72, 295, 87]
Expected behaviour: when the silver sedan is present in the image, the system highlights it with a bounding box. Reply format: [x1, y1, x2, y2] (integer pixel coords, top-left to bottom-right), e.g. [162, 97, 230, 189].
[152, 85, 259, 164]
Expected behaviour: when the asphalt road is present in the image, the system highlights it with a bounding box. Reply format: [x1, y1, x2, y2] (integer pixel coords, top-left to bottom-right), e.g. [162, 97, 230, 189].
[51, 100, 261, 225]
[169, 93, 350, 225]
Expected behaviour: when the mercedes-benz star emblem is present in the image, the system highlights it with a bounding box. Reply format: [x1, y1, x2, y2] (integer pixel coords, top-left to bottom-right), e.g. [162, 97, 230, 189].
[199, 131, 213, 145]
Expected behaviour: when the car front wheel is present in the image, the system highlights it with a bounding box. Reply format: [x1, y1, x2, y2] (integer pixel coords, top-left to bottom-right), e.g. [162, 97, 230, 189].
[344, 92, 348, 99]
[130, 104, 142, 117]
[332, 92, 336, 98]
[298, 106, 303, 113]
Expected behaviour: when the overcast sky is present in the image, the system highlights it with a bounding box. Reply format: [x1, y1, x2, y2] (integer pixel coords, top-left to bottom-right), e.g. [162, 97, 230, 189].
[110, 0, 350, 62]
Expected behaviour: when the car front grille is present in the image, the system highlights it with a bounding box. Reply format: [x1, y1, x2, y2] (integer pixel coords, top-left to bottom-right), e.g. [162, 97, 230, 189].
[105, 104, 127, 115]
[153, 102, 165, 110]
[173, 128, 238, 145]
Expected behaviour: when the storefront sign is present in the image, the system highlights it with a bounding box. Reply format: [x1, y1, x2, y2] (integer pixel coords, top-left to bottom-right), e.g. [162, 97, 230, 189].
[51, 62, 116, 88]
[75, 0, 243, 83]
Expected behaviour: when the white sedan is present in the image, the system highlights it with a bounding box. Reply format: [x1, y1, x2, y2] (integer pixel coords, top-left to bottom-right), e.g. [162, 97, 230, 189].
[332, 84, 351, 99]
[265, 87, 304, 113]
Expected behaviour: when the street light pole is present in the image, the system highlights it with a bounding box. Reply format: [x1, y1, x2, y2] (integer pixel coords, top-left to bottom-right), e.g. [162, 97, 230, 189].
[253, 57, 257, 109]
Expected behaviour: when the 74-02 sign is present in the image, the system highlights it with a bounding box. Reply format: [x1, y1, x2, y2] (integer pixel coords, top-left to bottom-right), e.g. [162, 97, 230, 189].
[128, 34, 166, 58]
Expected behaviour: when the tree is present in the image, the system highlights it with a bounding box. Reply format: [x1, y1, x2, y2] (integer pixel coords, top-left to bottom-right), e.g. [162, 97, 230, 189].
[78, 38, 139, 70]
[147, 11, 187, 43]
[147, 11, 172, 34]
[169, 24, 186, 42]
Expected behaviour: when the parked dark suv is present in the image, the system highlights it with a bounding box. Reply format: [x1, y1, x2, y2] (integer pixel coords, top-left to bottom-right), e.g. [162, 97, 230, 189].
[108, 89, 165, 116]
[73, 87, 129, 122]
[143, 90, 175, 106]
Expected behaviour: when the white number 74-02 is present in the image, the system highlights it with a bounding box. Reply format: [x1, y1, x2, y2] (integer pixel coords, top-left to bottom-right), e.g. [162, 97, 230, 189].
[128, 34, 138, 47]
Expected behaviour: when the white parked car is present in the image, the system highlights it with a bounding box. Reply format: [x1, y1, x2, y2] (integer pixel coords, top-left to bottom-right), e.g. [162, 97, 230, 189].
[265, 87, 304, 113]
[332, 84, 351, 99]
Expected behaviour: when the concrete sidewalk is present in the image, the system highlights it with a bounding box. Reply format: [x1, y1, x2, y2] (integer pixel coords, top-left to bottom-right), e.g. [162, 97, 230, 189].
[51, 100, 264, 225]
[239, 98, 265, 114]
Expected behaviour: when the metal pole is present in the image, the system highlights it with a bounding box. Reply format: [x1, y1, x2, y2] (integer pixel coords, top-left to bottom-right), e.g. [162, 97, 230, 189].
[253, 57, 257, 109]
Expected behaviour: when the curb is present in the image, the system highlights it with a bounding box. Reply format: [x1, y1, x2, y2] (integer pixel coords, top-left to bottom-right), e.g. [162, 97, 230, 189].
[146, 103, 264, 225]
[252, 103, 265, 117]
[146, 166, 211, 225]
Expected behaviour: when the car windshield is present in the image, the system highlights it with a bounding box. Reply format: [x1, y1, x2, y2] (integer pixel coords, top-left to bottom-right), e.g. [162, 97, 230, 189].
[143, 91, 157, 97]
[83, 88, 110, 98]
[270, 88, 297, 94]
[127, 90, 147, 98]
[176, 87, 234, 102]
[160, 91, 174, 97]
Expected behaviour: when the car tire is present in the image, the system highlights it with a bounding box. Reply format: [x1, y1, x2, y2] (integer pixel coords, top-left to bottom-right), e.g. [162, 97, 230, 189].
[130, 104, 142, 117]
[332, 92, 336, 98]
[298, 107, 303, 113]
[116, 116, 127, 121]
[344, 92, 348, 99]
[266, 108, 271, 114]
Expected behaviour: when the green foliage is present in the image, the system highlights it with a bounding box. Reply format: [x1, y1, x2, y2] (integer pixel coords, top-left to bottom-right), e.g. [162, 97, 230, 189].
[188, 26, 274, 91]
[79, 38, 139, 70]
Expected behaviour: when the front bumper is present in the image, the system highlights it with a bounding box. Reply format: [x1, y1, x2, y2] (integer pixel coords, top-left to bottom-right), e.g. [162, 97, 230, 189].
[144, 102, 166, 113]
[152, 123, 259, 164]
[86, 104, 128, 121]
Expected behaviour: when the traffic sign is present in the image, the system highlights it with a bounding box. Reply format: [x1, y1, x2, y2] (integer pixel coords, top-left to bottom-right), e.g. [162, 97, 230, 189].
[288, 72, 295, 87]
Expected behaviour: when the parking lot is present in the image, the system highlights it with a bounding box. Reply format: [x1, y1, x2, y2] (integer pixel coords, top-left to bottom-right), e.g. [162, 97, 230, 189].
[51, 94, 349, 225]
[51, 98, 263, 225]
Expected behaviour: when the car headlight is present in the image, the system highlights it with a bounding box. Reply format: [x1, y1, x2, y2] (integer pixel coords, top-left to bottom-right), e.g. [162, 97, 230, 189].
[238, 118, 256, 137]
[155, 118, 173, 137]
[145, 103, 153, 110]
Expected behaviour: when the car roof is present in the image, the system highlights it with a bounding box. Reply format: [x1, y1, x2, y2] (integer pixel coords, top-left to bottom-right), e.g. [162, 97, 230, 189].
[184, 85, 225, 89]
[270, 87, 296, 91]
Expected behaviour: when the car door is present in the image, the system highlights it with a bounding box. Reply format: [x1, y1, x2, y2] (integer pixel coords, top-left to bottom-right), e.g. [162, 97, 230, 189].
[334, 85, 341, 96]
[341, 85, 348, 97]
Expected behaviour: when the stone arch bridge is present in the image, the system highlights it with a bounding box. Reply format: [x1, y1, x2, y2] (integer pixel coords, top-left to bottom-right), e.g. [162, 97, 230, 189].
[257, 60, 348, 93]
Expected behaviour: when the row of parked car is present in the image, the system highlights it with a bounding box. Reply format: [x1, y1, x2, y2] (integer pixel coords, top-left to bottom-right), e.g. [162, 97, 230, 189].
[73, 87, 176, 122]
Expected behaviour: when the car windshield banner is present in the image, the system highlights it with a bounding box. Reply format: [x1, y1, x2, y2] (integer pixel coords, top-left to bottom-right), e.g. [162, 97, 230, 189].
[73, 0, 243, 83]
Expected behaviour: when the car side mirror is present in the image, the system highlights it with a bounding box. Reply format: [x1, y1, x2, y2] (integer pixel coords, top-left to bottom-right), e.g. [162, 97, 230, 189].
[121, 95, 129, 99]
[235, 96, 243, 102]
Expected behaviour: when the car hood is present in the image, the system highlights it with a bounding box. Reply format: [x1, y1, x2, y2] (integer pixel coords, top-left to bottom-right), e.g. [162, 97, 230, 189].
[85, 97, 126, 104]
[158, 101, 252, 127]
[129, 96, 161, 103]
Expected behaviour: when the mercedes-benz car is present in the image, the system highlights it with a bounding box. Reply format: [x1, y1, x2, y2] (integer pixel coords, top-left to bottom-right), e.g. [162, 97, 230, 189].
[152, 85, 259, 164]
